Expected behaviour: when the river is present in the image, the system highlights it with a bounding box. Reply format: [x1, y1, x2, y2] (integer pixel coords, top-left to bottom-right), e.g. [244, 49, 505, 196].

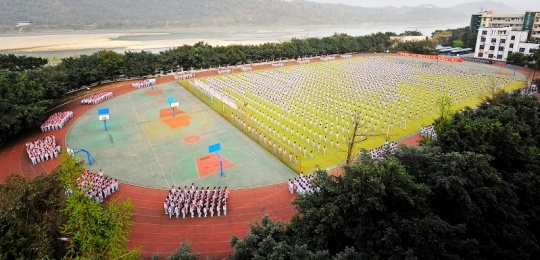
[0, 22, 469, 58]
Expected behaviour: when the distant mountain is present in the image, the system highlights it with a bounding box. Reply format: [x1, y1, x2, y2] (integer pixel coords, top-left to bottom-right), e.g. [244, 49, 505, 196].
[446, 1, 519, 15]
[0, 0, 516, 31]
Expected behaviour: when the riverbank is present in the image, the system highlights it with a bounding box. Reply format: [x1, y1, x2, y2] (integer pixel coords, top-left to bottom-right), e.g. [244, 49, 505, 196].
[0, 23, 468, 57]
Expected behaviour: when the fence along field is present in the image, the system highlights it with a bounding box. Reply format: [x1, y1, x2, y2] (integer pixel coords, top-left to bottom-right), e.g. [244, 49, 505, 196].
[179, 56, 524, 173]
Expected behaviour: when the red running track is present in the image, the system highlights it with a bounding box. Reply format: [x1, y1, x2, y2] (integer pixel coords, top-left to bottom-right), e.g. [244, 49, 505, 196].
[117, 183, 295, 258]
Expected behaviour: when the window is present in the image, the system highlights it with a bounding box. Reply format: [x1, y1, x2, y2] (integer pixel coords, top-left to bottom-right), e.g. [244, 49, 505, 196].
[499, 46, 504, 51]
[489, 46, 495, 50]
[488, 54, 494, 58]
[497, 55, 503, 59]
[478, 53, 484, 57]
[519, 48, 525, 53]
[479, 45, 485, 50]
[510, 43, 514, 48]
[482, 30, 488, 35]
[500, 39, 506, 43]
[491, 38, 497, 43]
[530, 49, 537, 54]
[481, 38, 486, 42]
[511, 36, 516, 40]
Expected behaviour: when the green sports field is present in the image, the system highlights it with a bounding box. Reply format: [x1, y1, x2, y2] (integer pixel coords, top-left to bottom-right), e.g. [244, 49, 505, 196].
[66, 82, 297, 189]
[180, 56, 525, 173]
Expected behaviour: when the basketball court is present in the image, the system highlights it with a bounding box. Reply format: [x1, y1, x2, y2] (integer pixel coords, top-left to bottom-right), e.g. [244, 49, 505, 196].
[66, 82, 297, 189]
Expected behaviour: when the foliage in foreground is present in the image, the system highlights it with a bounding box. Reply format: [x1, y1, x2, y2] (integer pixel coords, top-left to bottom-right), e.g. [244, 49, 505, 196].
[231, 93, 540, 259]
[0, 171, 66, 259]
[58, 152, 139, 259]
[0, 152, 139, 259]
[167, 242, 200, 260]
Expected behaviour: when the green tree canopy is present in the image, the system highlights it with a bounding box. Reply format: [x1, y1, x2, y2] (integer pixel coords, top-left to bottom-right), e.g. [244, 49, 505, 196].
[167, 242, 200, 260]
[0, 172, 67, 259]
[452, 39, 464, 48]
[399, 30, 423, 36]
[507, 52, 528, 67]
[58, 152, 140, 259]
[0, 54, 47, 71]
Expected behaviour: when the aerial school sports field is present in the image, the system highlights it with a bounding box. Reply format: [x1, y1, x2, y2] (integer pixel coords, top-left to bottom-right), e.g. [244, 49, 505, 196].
[0, 53, 527, 257]
[66, 54, 525, 190]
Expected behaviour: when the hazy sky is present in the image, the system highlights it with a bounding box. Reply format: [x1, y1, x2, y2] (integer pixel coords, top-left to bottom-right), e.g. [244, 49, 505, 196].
[309, 0, 540, 11]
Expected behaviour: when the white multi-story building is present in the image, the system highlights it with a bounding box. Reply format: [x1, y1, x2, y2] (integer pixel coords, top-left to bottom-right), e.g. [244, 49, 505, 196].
[475, 27, 538, 60]
[471, 11, 540, 61]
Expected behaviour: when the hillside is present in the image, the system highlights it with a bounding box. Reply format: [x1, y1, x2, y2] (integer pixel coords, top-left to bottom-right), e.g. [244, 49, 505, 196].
[0, 0, 515, 31]
[446, 1, 519, 15]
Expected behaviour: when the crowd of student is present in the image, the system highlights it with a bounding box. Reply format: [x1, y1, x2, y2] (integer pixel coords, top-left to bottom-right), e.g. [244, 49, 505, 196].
[271, 62, 285, 68]
[420, 125, 437, 140]
[163, 184, 229, 219]
[174, 72, 195, 80]
[522, 84, 538, 96]
[81, 91, 113, 105]
[25, 135, 61, 165]
[218, 68, 232, 75]
[462, 56, 495, 64]
[40, 111, 73, 132]
[77, 169, 119, 202]
[288, 174, 319, 195]
[320, 55, 336, 61]
[297, 57, 310, 64]
[369, 141, 398, 160]
[189, 57, 513, 171]
[240, 65, 252, 72]
[132, 79, 155, 89]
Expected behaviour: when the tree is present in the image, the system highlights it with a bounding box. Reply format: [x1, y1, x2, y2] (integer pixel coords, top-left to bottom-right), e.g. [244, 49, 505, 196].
[399, 30, 422, 36]
[124, 50, 158, 78]
[434, 92, 540, 174]
[0, 54, 47, 71]
[507, 52, 528, 67]
[289, 160, 473, 259]
[394, 146, 540, 259]
[344, 112, 387, 165]
[0, 71, 53, 141]
[28, 66, 69, 100]
[433, 95, 454, 134]
[167, 242, 199, 260]
[432, 92, 540, 256]
[0, 172, 67, 259]
[432, 27, 476, 48]
[452, 39, 464, 48]
[393, 40, 437, 55]
[58, 152, 140, 259]
[230, 215, 330, 260]
[98, 50, 125, 81]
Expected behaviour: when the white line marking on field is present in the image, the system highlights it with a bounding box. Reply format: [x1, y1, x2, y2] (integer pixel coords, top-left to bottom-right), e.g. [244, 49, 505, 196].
[212, 114, 260, 160]
[141, 123, 172, 187]
[128, 93, 141, 122]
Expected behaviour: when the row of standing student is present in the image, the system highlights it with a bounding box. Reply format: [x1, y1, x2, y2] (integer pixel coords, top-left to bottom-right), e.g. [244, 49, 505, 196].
[77, 169, 119, 203]
[81, 91, 113, 105]
[164, 184, 229, 219]
[40, 111, 73, 132]
[26, 135, 60, 165]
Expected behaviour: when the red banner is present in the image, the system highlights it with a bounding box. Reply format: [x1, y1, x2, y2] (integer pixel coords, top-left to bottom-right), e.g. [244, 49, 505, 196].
[397, 52, 463, 63]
